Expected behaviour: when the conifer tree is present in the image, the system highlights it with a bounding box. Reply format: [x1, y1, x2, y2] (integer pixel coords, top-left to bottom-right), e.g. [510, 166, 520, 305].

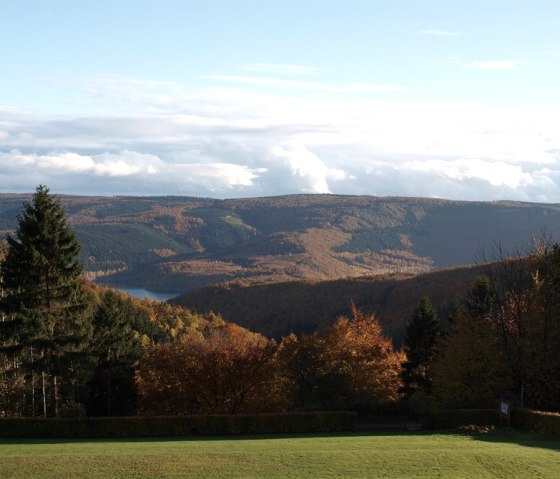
[400, 297, 441, 398]
[87, 289, 142, 416]
[0, 185, 92, 416]
[433, 277, 506, 407]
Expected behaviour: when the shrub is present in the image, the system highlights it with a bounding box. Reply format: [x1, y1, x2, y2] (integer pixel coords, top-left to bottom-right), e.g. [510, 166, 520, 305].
[406, 391, 442, 416]
[512, 409, 560, 434]
[58, 401, 87, 418]
[0, 412, 357, 439]
[427, 409, 500, 429]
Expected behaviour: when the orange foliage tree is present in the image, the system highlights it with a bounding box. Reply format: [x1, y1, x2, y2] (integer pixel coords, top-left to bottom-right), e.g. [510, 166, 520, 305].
[324, 305, 404, 406]
[278, 305, 403, 410]
[136, 320, 279, 415]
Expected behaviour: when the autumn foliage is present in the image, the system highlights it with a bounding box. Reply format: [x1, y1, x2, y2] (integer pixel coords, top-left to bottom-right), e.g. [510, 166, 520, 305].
[136, 321, 279, 415]
[322, 305, 403, 405]
[136, 305, 403, 414]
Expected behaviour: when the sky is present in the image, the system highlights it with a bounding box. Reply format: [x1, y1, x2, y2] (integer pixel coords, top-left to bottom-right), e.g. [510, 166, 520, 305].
[2, 0, 560, 202]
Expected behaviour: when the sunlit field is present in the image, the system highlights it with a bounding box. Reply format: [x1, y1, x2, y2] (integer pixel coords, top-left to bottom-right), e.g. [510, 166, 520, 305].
[0, 431, 559, 479]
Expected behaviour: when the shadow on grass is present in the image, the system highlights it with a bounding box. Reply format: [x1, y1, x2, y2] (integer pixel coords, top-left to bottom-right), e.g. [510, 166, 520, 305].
[0, 430, 435, 446]
[469, 428, 560, 452]
[1, 428, 559, 452]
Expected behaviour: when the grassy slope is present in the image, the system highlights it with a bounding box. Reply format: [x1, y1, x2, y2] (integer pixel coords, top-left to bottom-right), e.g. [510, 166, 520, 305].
[0, 432, 558, 478]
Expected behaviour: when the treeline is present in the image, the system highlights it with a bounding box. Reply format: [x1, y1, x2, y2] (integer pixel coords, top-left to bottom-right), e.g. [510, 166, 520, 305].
[137, 304, 403, 415]
[2, 186, 560, 418]
[433, 244, 560, 412]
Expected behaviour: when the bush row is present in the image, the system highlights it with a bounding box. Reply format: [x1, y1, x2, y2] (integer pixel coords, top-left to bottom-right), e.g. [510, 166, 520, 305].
[512, 409, 560, 434]
[426, 409, 501, 429]
[0, 412, 357, 439]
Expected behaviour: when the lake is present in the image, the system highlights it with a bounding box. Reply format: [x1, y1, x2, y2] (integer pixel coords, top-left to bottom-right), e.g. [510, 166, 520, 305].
[106, 286, 178, 302]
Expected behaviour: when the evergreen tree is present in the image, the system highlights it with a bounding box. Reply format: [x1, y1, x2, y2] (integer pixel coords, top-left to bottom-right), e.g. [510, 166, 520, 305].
[0, 185, 92, 416]
[464, 275, 496, 318]
[87, 290, 142, 416]
[433, 277, 507, 408]
[400, 297, 441, 398]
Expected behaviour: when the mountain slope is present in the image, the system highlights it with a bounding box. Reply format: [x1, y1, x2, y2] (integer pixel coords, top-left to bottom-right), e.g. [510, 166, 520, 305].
[172, 263, 486, 342]
[1, 193, 559, 293]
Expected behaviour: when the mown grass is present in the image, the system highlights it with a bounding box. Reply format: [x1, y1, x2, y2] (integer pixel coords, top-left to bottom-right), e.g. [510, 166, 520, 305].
[0, 431, 558, 478]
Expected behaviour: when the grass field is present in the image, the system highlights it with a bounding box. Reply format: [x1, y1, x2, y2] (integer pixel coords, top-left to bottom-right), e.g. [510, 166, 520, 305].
[0, 431, 558, 478]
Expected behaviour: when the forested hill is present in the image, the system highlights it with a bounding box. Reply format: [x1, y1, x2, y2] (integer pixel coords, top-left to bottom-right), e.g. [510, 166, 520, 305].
[172, 263, 486, 342]
[1, 193, 560, 294]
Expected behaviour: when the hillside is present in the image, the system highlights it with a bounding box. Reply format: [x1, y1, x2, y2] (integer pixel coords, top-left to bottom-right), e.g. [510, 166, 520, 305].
[1, 193, 560, 294]
[172, 263, 488, 342]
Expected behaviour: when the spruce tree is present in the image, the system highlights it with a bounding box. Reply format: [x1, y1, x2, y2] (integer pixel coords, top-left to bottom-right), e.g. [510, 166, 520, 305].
[87, 290, 142, 416]
[0, 185, 92, 416]
[432, 276, 505, 408]
[400, 297, 441, 398]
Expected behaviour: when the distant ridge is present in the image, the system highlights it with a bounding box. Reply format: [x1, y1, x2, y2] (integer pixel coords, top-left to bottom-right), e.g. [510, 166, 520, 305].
[1, 193, 559, 296]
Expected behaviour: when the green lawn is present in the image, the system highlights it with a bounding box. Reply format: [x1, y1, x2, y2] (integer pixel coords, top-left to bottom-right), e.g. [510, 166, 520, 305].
[0, 431, 558, 478]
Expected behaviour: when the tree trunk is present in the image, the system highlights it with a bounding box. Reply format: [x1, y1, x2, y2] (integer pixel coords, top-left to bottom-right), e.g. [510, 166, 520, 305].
[30, 348, 35, 417]
[41, 371, 47, 418]
[53, 375, 59, 417]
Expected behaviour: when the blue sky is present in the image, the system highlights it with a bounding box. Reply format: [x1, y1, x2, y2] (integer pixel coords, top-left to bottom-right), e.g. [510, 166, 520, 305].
[1, 0, 560, 201]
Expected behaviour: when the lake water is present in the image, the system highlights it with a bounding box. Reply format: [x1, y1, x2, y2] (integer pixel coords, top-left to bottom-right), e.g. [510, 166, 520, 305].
[108, 286, 178, 302]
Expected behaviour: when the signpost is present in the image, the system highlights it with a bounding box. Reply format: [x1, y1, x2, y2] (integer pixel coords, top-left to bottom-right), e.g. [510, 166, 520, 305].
[500, 401, 511, 426]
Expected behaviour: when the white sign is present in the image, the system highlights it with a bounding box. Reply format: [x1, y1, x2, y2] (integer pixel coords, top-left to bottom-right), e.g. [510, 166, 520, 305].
[500, 402, 509, 415]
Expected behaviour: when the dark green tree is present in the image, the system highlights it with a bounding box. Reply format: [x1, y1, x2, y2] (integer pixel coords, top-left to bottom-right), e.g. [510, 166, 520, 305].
[0, 185, 92, 416]
[400, 297, 441, 398]
[464, 275, 496, 318]
[87, 290, 142, 416]
[433, 276, 507, 408]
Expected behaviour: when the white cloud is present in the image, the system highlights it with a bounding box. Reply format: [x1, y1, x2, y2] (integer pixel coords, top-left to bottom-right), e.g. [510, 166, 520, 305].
[173, 162, 264, 188]
[419, 29, 462, 36]
[1, 150, 160, 176]
[398, 158, 533, 188]
[467, 60, 518, 70]
[270, 144, 349, 193]
[0, 149, 265, 195]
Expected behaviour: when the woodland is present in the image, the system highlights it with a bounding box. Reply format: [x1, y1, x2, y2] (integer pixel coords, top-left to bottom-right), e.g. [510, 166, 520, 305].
[1, 186, 560, 418]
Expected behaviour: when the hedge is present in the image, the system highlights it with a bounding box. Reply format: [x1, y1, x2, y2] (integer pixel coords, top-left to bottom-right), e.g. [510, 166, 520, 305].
[0, 412, 357, 439]
[512, 409, 560, 434]
[427, 409, 501, 429]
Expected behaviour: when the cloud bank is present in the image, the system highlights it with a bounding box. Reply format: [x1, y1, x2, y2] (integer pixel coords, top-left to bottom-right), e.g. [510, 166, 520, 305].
[1, 74, 560, 202]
